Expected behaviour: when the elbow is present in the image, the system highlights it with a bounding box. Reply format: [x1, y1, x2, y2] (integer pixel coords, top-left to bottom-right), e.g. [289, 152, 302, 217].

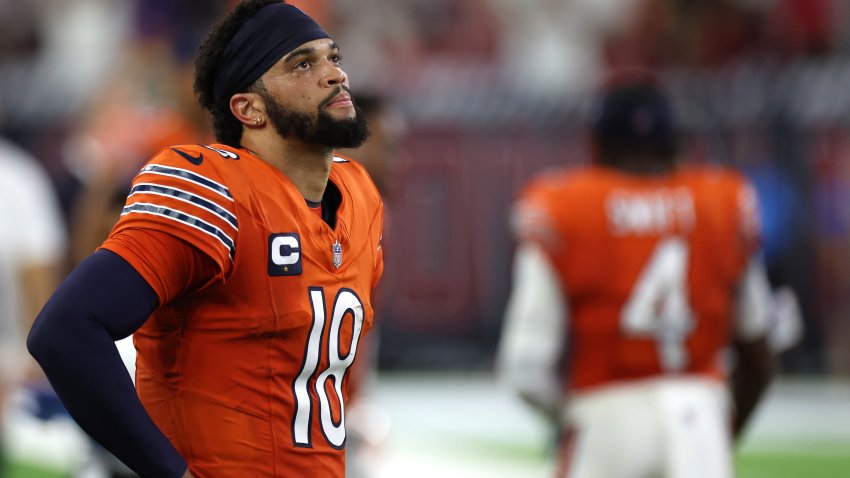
[748, 361, 774, 402]
[735, 336, 775, 391]
[755, 341, 777, 387]
[27, 309, 55, 364]
[27, 297, 71, 367]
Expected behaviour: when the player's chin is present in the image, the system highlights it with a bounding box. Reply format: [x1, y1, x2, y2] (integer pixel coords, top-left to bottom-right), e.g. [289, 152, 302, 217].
[324, 104, 356, 118]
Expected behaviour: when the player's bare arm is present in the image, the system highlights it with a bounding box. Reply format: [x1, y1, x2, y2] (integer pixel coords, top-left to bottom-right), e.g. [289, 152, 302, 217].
[731, 336, 774, 438]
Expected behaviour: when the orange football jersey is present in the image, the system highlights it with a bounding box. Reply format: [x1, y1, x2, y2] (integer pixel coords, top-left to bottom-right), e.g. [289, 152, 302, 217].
[514, 164, 760, 392]
[102, 144, 383, 477]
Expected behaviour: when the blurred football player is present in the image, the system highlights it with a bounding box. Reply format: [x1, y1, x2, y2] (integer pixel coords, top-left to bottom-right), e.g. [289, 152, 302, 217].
[338, 92, 407, 199]
[0, 136, 66, 470]
[496, 76, 774, 478]
[27, 1, 383, 477]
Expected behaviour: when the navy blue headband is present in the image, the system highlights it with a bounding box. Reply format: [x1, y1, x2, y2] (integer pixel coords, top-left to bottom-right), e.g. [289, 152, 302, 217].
[213, 3, 330, 103]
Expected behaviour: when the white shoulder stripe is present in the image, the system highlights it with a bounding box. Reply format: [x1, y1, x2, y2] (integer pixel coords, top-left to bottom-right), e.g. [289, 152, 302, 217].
[130, 183, 238, 230]
[122, 202, 235, 260]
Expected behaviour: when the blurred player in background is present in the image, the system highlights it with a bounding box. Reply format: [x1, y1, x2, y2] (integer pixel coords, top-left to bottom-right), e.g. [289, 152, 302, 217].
[27, 1, 383, 477]
[339, 92, 407, 199]
[0, 135, 66, 470]
[496, 76, 775, 478]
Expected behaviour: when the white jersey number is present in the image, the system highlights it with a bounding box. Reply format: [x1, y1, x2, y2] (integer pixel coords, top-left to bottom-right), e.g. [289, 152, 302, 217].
[292, 287, 365, 448]
[621, 237, 695, 371]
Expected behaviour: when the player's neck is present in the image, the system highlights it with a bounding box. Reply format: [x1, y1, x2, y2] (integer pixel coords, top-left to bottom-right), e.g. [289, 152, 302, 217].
[245, 135, 334, 202]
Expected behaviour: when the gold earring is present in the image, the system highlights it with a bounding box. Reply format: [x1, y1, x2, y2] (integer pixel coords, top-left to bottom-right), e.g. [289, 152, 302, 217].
[252, 117, 264, 126]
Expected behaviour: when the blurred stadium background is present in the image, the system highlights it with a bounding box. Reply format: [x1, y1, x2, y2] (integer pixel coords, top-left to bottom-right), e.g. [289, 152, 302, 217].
[1, 0, 848, 476]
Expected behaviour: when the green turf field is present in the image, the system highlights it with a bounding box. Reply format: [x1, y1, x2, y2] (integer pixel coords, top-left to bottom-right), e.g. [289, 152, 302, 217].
[6, 447, 849, 478]
[735, 449, 850, 478]
[5, 462, 65, 478]
[4, 376, 848, 478]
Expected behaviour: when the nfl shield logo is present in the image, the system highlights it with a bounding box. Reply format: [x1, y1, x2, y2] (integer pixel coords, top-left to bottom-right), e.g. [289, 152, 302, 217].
[332, 240, 343, 268]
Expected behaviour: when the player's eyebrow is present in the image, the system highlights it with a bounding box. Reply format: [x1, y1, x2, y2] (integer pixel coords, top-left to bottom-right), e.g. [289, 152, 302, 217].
[284, 42, 340, 63]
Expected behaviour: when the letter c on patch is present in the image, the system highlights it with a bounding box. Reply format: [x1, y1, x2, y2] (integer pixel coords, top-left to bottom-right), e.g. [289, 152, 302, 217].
[268, 233, 302, 276]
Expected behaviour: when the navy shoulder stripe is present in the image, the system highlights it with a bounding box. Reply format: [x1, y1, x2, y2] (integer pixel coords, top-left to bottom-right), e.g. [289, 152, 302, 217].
[140, 164, 233, 201]
[130, 183, 238, 229]
[121, 203, 235, 260]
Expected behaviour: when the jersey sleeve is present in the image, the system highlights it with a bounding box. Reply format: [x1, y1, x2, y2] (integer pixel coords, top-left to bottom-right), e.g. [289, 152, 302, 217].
[101, 229, 221, 305]
[108, 146, 239, 277]
[731, 174, 770, 340]
[734, 256, 772, 341]
[510, 179, 563, 257]
[496, 241, 567, 415]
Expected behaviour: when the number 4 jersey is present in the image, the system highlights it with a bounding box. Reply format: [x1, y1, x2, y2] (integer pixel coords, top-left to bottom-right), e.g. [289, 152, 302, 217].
[511, 164, 763, 392]
[101, 144, 383, 477]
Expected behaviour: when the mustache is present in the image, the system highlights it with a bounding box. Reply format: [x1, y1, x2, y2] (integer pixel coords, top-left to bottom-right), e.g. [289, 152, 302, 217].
[318, 85, 352, 109]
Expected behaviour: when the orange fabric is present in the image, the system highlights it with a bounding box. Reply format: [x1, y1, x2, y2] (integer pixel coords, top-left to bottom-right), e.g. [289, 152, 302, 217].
[514, 164, 759, 392]
[102, 145, 383, 477]
[101, 229, 219, 305]
[308, 204, 323, 219]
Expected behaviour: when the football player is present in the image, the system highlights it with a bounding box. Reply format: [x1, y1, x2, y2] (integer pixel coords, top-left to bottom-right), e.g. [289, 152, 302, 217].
[27, 1, 383, 477]
[496, 76, 774, 478]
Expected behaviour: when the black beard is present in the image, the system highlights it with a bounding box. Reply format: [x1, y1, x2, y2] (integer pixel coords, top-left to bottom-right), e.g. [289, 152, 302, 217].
[262, 90, 370, 149]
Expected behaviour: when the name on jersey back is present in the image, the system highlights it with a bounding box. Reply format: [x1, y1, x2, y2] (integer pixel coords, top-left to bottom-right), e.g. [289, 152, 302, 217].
[606, 187, 695, 236]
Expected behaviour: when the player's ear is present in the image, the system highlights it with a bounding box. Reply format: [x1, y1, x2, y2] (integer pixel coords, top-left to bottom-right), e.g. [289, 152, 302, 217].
[230, 92, 265, 128]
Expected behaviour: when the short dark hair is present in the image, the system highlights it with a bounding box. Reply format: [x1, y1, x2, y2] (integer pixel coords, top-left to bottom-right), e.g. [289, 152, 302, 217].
[194, 0, 281, 147]
[590, 81, 678, 172]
